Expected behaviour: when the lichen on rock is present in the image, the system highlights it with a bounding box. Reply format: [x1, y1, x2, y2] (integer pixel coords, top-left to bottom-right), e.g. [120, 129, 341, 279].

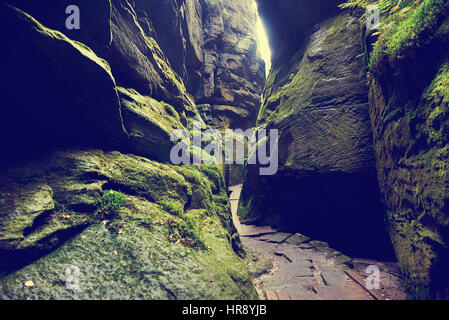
[360, 0, 449, 299]
[0, 149, 256, 299]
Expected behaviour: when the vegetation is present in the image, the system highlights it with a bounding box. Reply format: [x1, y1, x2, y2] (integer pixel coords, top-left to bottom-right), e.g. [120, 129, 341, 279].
[167, 215, 207, 249]
[338, 0, 449, 299]
[159, 199, 185, 216]
[339, 0, 449, 70]
[100, 190, 127, 216]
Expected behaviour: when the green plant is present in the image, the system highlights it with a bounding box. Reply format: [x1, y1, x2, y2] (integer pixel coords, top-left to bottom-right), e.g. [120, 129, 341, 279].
[100, 190, 127, 216]
[338, 0, 398, 11]
[159, 199, 184, 216]
[167, 216, 206, 249]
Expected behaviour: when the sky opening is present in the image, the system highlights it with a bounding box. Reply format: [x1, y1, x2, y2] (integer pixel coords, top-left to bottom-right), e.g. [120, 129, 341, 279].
[254, 2, 272, 77]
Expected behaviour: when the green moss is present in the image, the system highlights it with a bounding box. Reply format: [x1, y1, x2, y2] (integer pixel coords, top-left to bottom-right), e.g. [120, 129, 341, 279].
[0, 150, 257, 299]
[258, 13, 353, 126]
[118, 87, 185, 135]
[342, 0, 449, 71]
[380, 0, 446, 66]
[159, 199, 184, 216]
[189, 145, 218, 164]
[100, 190, 127, 215]
[237, 197, 252, 221]
[167, 214, 206, 250]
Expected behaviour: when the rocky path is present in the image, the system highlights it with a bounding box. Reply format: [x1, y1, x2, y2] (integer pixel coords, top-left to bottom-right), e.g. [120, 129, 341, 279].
[229, 185, 407, 300]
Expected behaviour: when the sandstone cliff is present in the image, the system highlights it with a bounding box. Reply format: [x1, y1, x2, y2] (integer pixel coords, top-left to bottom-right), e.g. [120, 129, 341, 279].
[239, 5, 392, 258]
[365, 0, 449, 299]
[0, 0, 263, 299]
[2, 0, 449, 301]
[239, 0, 449, 299]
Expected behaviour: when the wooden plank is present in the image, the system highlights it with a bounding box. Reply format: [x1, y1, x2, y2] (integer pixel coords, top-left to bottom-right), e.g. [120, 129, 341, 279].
[265, 291, 278, 300]
[275, 290, 291, 300]
[344, 269, 385, 300]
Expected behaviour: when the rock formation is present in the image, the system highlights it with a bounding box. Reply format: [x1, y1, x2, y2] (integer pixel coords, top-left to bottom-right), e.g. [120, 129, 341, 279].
[239, 0, 449, 299]
[0, 149, 256, 299]
[239, 5, 393, 258]
[366, 0, 449, 299]
[0, 0, 263, 299]
[2, 0, 449, 301]
[197, 0, 266, 130]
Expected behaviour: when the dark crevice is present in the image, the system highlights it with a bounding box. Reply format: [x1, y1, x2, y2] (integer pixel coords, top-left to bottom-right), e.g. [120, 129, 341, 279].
[0, 223, 90, 278]
[22, 210, 54, 237]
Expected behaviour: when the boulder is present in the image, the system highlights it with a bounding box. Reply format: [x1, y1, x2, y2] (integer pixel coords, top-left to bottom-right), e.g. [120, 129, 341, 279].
[0, 4, 127, 164]
[0, 149, 257, 299]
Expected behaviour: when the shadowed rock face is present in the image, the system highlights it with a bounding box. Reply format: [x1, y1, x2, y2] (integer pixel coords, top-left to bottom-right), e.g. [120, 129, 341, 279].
[239, 11, 394, 258]
[0, 2, 200, 164]
[134, 0, 204, 95]
[0, 3, 127, 163]
[0, 0, 264, 299]
[366, 2, 449, 299]
[2, 0, 264, 133]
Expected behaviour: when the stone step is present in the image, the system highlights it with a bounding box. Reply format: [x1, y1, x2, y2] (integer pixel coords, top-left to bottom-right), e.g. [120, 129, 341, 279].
[258, 232, 293, 243]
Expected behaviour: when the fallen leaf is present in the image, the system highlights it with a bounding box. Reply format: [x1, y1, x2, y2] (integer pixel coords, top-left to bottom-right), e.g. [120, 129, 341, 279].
[390, 5, 400, 13]
[24, 280, 34, 287]
[117, 229, 123, 234]
[400, 7, 411, 14]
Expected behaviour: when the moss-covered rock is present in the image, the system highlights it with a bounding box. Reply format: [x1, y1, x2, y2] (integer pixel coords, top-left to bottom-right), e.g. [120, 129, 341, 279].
[109, 0, 200, 118]
[360, 0, 449, 299]
[0, 149, 257, 299]
[0, 3, 127, 164]
[118, 87, 188, 162]
[239, 12, 392, 258]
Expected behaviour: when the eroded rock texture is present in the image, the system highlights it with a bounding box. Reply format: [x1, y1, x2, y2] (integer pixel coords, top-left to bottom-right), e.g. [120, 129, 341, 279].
[0, 0, 264, 299]
[366, 1, 449, 299]
[0, 149, 256, 299]
[197, 0, 266, 129]
[239, 9, 393, 258]
[0, 1, 199, 164]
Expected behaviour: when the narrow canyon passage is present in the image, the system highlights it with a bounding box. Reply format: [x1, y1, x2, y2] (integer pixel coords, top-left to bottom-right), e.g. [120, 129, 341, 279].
[230, 185, 407, 300]
[1, 0, 449, 301]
